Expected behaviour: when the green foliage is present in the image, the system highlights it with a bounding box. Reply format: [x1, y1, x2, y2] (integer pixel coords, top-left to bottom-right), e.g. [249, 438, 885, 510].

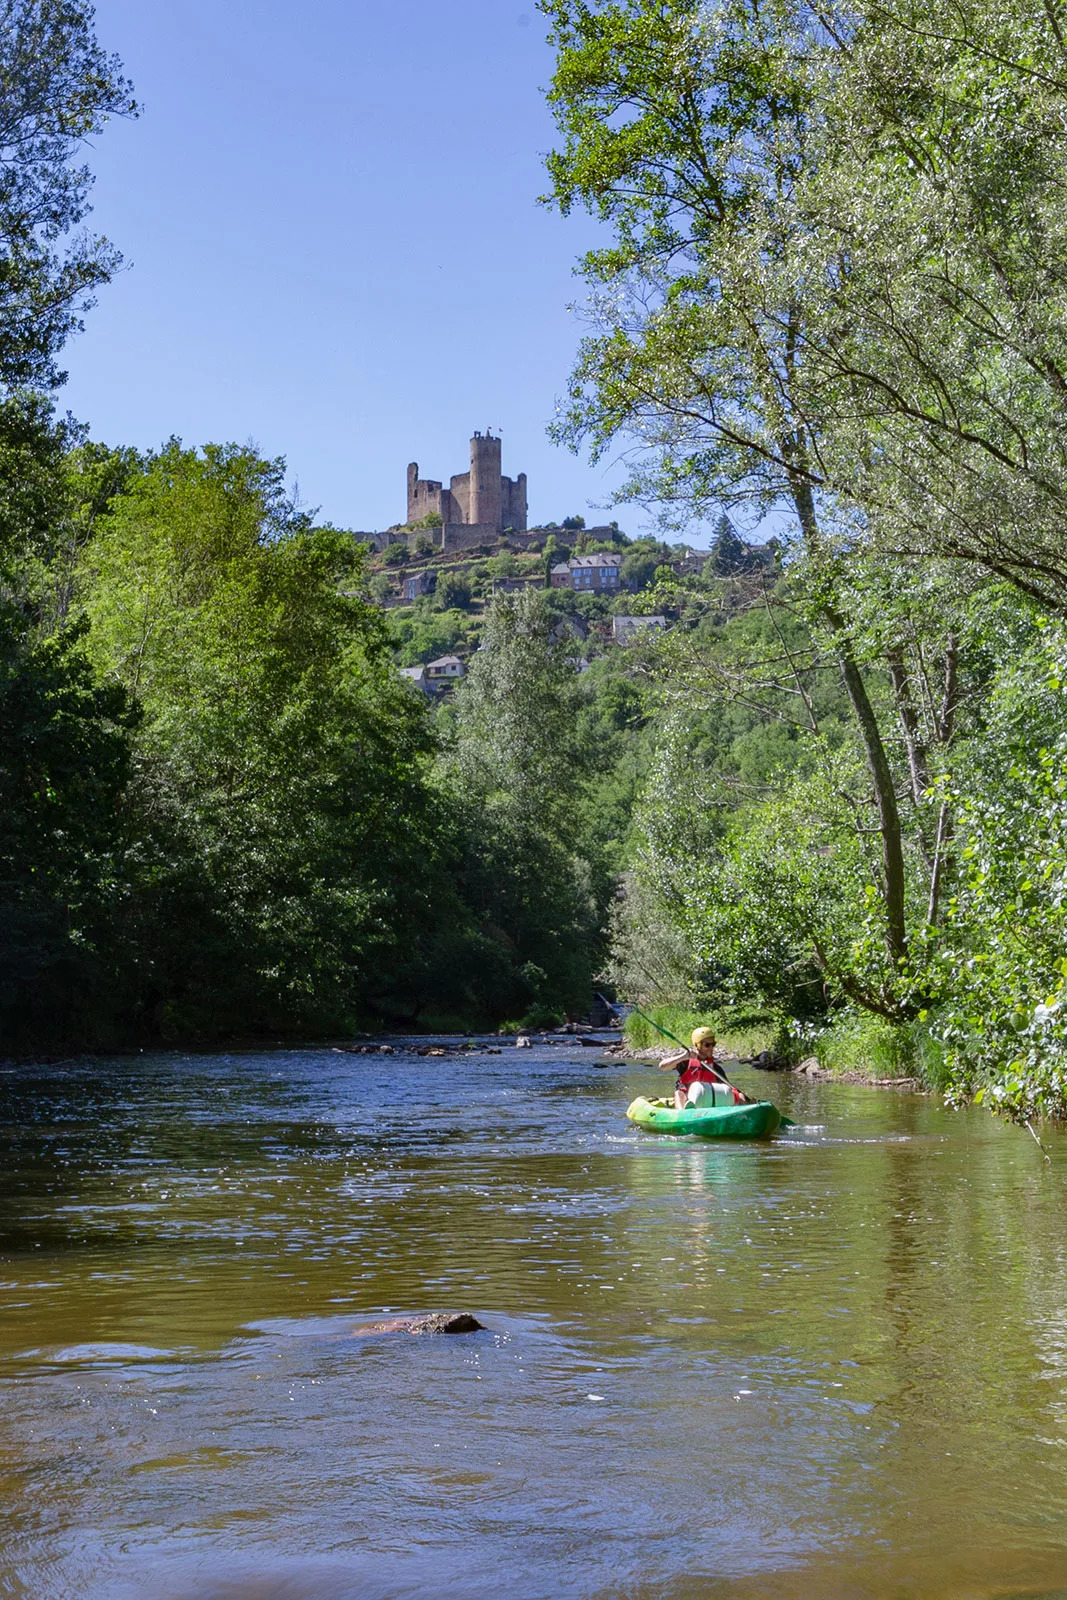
[0, 1, 136, 389]
[0, 610, 134, 1045]
[383, 544, 407, 567]
[929, 625, 1067, 1118]
[622, 1002, 787, 1059]
[434, 572, 471, 611]
[621, 544, 667, 593]
[390, 603, 472, 666]
[487, 551, 521, 579]
[441, 589, 612, 1015]
[77, 441, 443, 1039]
[807, 1011, 948, 1089]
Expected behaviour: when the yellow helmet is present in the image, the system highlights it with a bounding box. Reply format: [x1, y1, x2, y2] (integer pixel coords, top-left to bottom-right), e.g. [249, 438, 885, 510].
[691, 1026, 716, 1050]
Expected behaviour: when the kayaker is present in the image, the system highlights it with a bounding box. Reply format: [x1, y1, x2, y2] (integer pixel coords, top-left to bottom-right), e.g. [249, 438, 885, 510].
[659, 1026, 736, 1111]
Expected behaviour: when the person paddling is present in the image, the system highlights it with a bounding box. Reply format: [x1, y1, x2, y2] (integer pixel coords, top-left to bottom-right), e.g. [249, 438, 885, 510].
[659, 1026, 739, 1111]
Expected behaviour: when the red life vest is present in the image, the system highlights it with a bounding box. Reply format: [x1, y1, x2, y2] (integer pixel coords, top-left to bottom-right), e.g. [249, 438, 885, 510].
[678, 1056, 743, 1103]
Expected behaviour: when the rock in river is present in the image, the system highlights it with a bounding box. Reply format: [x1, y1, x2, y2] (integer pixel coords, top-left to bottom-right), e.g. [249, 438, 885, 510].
[351, 1312, 485, 1336]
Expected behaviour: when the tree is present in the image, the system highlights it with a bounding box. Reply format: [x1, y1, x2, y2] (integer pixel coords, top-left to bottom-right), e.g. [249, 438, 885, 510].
[79, 442, 442, 1038]
[0, 612, 134, 1045]
[443, 590, 610, 1012]
[801, 0, 1067, 614]
[707, 514, 750, 577]
[435, 572, 471, 611]
[621, 543, 668, 593]
[0, 0, 136, 389]
[541, 0, 922, 1010]
[487, 550, 521, 579]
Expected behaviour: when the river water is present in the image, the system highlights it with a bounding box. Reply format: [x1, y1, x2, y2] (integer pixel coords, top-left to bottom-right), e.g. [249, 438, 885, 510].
[2, 1041, 1067, 1600]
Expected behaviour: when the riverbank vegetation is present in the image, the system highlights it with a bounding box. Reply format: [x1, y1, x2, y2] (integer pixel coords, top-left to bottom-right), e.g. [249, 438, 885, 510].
[540, 0, 1067, 1119]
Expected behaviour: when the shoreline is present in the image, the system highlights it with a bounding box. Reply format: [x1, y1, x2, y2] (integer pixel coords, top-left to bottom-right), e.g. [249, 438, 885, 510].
[609, 1042, 924, 1091]
[1, 1032, 923, 1090]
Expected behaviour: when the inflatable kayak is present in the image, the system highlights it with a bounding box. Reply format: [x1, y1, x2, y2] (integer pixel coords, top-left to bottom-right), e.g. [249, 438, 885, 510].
[626, 1094, 782, 1140]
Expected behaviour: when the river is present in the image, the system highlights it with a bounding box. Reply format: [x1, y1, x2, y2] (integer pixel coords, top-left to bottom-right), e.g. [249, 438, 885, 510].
[1, 1041, 1066, 1599]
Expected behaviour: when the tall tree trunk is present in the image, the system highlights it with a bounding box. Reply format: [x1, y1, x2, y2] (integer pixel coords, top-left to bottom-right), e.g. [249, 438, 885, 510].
[791, 478, 910, 973]
[887, 647, 930, 807]
[926, 632, 959, 927]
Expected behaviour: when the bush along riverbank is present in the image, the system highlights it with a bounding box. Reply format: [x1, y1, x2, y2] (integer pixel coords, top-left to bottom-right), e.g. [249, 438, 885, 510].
[621, 1005, 949, 1094]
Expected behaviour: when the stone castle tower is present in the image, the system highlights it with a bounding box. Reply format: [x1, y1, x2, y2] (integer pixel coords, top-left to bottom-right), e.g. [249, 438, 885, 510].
[406, 431, 527, 536]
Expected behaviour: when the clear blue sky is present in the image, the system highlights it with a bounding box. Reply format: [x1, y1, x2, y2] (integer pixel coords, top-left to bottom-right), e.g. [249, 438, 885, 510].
[60, 0, 709, 541]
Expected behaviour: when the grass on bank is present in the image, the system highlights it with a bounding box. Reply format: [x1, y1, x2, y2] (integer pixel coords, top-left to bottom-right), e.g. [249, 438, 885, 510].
[623, 1004, 791, 1059]
[809, 1010, 949, 1088]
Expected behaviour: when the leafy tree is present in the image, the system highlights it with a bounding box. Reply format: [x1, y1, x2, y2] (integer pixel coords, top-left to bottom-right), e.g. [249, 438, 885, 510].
[541, 0, 927, 1009]
[708, 515, 750, 577]
[79, 442, 441, 1038]
[391, 604, 470, 666]
[0, 612, 134, 1045]
[442, 590, 610, 1012]
[435, 572, 471, 611]
[0, 0, 137, 388]
[929, 619, 1067, 1119]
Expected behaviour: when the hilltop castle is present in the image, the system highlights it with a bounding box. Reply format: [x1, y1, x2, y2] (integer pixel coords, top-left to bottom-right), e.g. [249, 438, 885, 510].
[361, 430, 617, 558]
[407, 431, 527, 540]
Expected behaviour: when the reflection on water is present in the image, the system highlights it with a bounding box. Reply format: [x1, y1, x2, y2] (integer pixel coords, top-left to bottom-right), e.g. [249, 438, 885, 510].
[1, 1046, 1066, 1598]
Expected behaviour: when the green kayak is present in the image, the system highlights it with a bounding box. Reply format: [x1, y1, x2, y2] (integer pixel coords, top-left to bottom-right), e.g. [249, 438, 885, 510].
[626, 1094, 782, 1140]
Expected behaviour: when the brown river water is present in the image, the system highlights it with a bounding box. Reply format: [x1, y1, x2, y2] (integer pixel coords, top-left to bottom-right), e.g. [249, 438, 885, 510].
[1, 1041, 1067, 1600]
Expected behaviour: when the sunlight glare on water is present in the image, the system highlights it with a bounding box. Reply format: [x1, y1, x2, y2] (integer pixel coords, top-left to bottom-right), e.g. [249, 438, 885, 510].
[1, 1043, 1067, 1599]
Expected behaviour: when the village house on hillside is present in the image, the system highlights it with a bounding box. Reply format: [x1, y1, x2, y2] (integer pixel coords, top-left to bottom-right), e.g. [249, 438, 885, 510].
[402, 570, 435, 601]
[550, 553, 621, 592]
[399, 655, 466, 697]
[613, 614, 668, 642]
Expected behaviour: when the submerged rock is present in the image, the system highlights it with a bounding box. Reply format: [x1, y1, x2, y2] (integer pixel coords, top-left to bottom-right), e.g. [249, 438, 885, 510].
[351, 1312, 485, 1337]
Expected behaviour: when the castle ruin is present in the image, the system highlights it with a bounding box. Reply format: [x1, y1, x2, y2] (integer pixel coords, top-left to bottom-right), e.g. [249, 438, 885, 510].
[406, 432, 527, 549]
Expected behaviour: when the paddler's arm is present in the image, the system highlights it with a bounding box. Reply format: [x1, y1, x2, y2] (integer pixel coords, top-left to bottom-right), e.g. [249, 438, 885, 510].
[658, 1050, 688, 1073]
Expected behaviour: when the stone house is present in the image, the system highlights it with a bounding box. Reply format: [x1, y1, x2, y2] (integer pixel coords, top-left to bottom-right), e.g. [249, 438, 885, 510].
[549, 553, 621, 592]
[402, 570, 436, 602]
[399, 656, 466, 697]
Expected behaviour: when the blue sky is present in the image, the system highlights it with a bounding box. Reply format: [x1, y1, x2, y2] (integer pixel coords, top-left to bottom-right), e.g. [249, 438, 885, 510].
[60, 0, 708, 540]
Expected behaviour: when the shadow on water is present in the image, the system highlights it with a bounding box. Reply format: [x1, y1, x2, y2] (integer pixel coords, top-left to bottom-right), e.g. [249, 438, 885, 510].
[1, 1044, 1067, 1599]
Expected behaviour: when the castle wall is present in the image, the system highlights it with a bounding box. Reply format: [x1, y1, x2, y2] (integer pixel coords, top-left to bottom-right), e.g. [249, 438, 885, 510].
[440, 522, 500, 553]
[407, 462, 447, 525]
[448, 471, 471, 522]
[501, 472, 527, 532]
